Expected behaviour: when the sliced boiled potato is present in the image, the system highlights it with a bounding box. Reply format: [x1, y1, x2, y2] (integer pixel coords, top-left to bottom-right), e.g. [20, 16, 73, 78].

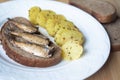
[62, 40, 83, 60]
[36, 10, 56, 28]
[40, 10, 56, 19]
[45, 18, 58, 36]
[36, 12, 47, 28]
[54, 14, 66, 20]
[29, 6, 41, 24]
[45, 15, 67, 36]
[54, 29, 84, 46]
[55, 20, 78, 34]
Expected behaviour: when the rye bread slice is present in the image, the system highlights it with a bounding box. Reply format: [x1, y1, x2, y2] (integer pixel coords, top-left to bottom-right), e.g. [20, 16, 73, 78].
[0, 32, 1, 42]
[69, 0, 117, 23]
[104, 19, 120, 51]
[0, 17, 62, 67]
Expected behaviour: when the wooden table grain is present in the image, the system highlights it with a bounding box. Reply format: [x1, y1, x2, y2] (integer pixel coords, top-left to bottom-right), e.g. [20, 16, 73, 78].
[0, 0, 8, 3]
[0, 0, 120, 80]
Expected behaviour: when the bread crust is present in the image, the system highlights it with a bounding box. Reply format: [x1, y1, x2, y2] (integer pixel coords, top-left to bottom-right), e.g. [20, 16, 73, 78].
[2, 39, 62, 67]
[104, 19, 120, 52]
[0, 17, 62, 67]
[70, 0, 117, 23]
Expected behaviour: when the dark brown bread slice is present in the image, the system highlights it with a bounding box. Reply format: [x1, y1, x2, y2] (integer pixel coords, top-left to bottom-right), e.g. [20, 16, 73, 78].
[69, 0, 117, 23]
[104, 19, 120, 51]
[0, 32, 1, 42]
[0, 17, 62, 67]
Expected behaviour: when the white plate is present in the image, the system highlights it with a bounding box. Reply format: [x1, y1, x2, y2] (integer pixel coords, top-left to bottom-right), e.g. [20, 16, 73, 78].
[0, 0, 110, 80]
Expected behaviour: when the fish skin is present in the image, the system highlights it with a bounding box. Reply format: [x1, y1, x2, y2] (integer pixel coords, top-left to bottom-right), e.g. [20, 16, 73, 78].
[11, 32, 49, 45]
[8, 19, 38, 33]
[11, 40, 52, 58]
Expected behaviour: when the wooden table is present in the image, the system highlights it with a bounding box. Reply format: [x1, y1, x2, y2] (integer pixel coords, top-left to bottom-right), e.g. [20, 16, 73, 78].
[0, 0, 120, 80]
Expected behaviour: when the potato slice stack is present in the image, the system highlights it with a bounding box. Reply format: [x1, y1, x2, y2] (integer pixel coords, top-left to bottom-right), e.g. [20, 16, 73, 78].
[29, 6, 84, 60]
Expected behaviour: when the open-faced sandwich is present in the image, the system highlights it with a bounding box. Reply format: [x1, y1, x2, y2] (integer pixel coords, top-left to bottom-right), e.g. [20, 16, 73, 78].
[0, 17, 62, 67]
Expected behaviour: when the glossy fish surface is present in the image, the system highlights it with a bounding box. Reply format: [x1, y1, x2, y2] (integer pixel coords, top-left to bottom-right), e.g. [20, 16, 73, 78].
[8, 18, 38, 33]
[11, 32, 49, 45]
[11, 40, 52, 58]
